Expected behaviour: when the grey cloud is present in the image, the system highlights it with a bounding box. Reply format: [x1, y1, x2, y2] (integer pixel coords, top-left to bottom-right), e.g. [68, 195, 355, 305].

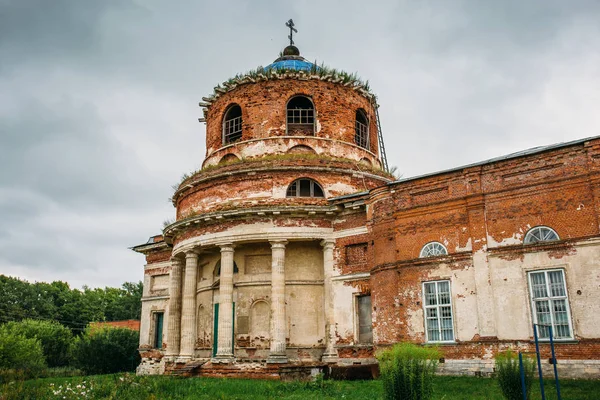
[1, 0, 599, 287]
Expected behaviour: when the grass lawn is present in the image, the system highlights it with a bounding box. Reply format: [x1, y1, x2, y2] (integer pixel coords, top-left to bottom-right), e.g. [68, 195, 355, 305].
[1, 373, 598, 400]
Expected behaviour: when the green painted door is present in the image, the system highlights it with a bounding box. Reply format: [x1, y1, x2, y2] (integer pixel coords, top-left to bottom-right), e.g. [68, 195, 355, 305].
[155, 312, 164, 348]
[212, 303, 235, 357]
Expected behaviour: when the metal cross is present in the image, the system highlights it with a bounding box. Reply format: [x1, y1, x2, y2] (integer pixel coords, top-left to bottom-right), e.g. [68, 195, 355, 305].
[285, 19, 297, 46]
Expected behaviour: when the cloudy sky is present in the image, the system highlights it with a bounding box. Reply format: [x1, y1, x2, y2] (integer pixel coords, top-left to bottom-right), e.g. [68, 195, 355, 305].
[1, 0, 599, 289]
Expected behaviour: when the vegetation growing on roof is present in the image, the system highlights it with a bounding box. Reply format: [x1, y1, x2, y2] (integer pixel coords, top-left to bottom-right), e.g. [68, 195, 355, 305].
[199, 62, 376, 108]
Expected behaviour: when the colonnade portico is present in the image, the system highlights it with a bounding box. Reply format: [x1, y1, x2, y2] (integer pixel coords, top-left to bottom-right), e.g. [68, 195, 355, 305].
[165, 237, 338, 364]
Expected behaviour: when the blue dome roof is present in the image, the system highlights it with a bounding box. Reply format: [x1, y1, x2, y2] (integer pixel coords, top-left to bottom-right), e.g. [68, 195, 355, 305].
[265, 59, 317, 72]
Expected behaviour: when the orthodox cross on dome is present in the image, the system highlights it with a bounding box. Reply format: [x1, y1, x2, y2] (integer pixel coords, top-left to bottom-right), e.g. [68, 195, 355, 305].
[285, 19, 298, 46]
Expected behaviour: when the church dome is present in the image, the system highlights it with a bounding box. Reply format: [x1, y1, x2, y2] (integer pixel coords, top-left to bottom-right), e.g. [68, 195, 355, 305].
[265, 58, 316, 72]
[264, 45, 319, 72]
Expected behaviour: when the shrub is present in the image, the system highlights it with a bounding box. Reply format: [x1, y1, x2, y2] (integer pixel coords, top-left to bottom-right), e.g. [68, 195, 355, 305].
[495, 350, 535, 400]
[71, 326, 140, 374]
[0, 329, 47, 382]
[376, 342, 440, 400]
[2, 319, 73, 367]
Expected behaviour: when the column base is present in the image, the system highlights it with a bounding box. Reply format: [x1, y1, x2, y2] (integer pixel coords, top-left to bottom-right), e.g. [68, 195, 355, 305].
[176, 355, 193, 363]
[321, 354, 339, 364]
[163, 355, 179, 363]
[266, 353, 289, 364]
[211, 355, 235, 364]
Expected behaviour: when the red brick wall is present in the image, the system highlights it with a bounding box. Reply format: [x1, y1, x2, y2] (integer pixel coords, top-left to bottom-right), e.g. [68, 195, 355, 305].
[204, 79, 379, 156]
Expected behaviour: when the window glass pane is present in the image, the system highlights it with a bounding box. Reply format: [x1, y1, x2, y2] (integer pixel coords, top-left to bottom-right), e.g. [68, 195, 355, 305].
[530, 272, 547, 298]
[535, 300, 551, 338]
[548, 270, 565, 297]
[313, 183, 324, 197]
[424, 283, 437, 305]
[437, 281, 451, 304]
[299, 179, 311, 197]
[286, 182, 297, 197]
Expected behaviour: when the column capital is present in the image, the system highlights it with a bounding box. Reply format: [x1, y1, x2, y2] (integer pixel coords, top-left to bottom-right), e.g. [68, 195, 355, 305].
[269, 240, 288, 249]
[218, 243, 235, 253]
[320, 239, 335, 249]
[185, 251, 199, 260]
[170, 256, 185, 265]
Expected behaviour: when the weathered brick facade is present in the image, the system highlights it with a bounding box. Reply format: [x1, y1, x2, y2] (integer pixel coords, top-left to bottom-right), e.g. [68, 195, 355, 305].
[132, 46, 600, 379]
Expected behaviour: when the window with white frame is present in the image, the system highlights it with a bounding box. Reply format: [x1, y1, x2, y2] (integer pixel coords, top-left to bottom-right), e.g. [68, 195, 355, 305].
[420, 242, 448, 258]
[422, 280, 454, 342]
[528, 269, 573, 340]
[524, 226, 559, 245]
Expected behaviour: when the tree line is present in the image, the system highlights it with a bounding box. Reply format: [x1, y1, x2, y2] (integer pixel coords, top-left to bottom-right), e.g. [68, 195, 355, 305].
[0, 275, 143, 332]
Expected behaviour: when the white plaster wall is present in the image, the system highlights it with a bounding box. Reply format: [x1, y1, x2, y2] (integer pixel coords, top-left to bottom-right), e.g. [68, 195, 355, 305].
[331, 279, 359, 343]
[488, 240, 600, 340]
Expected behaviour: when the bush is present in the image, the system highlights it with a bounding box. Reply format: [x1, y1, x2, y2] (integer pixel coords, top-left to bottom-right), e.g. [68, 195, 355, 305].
[71, 326, 140, 374]
[376, 343, 440, 400]
[495, 350, 535, 400]
[0, 329, 47, 382]
[2, 319, 73, 367]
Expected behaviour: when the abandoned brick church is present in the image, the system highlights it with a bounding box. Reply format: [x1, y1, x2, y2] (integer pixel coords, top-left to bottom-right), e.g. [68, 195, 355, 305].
[132, 41, 600, 378]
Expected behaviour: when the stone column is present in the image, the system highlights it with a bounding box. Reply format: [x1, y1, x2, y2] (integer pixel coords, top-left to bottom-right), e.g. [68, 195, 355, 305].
[214, 244, 235, 362]
[321, 239, 338, 362]
[165, 257, 183, 359]
[179, 251, 198, 359]
[267, 240, 288, 363]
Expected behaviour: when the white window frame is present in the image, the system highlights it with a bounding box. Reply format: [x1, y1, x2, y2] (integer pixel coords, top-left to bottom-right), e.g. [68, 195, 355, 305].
[419, 242, 448, 258]
[422, 280, 455, 343]
[527, 268, 573, 341]
[524, 226, 559, 245]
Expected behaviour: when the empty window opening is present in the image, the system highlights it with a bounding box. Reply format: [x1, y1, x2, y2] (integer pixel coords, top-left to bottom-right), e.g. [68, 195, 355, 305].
[357, 295, 373, 344]
[420, 242, 448, 258]
[423, 280, 454, 342]
[287, 96, 315, 136]
[223, 104, 242, 144]
[355, 109, 369, 149]
[153, 312, 164, 349]
[286, 178, 324, 198]
[528, 269, 573, 340]
[524, 226, 560, 245]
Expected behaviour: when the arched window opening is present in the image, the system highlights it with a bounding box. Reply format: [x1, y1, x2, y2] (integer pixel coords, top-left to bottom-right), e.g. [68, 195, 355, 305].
[420, 242, 448, 258]
[286, 178, 324, 198]
[287, 96, 315, 136]
[214, 260, 239, 276]
[222, 104, 242, 144]
[355, 109, 369, 149]
[524, 226, 560, 245]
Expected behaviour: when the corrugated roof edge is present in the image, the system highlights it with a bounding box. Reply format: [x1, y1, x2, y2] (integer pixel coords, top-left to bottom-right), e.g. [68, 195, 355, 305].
[330, 135, 600, 202]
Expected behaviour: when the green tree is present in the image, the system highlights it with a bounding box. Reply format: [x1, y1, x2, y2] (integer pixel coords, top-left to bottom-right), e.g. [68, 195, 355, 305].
[72, 326, 141, 374]
[2, 319, 73, 367]
[0, 328, 46, 381]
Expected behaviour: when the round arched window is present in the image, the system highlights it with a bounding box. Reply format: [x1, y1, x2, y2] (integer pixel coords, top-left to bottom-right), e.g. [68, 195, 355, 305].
[524, 226, 559, 245]
[355, 109, 369, 149]
[420, 242, 448, 258]
[222, 104, 242, 144]
[286, 96, 315, 136]
[286, 178, 324, 198]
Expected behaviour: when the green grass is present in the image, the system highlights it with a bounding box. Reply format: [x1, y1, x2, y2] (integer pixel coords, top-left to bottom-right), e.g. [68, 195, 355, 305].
[1, 373, 598, 400]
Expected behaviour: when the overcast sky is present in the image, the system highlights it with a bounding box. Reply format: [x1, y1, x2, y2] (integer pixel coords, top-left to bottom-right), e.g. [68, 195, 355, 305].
[1, 0, 599, 289]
